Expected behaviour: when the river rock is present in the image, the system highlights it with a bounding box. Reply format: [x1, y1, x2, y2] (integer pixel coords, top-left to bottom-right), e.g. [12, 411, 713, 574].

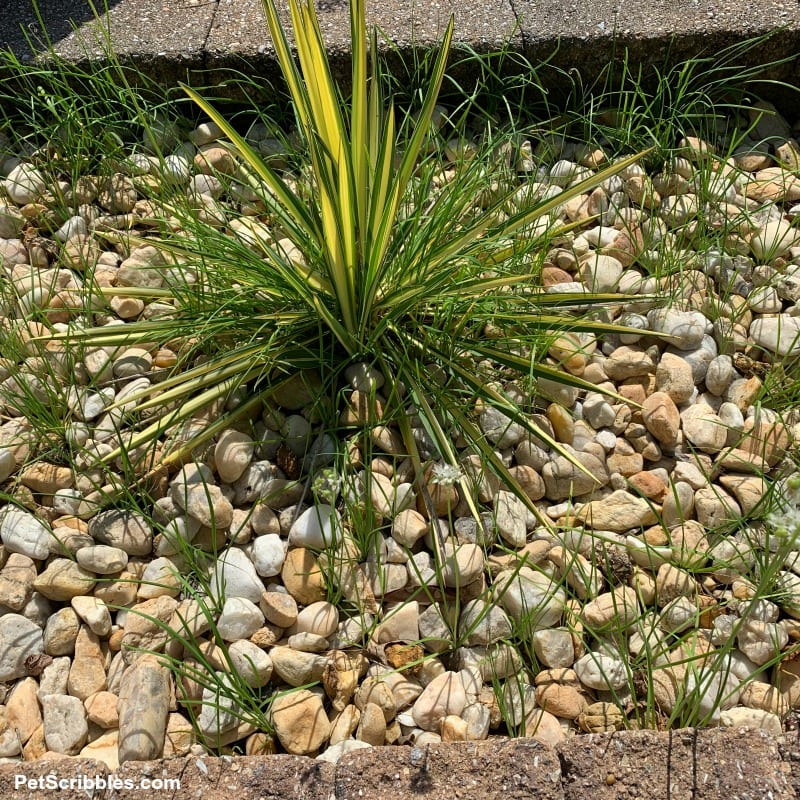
[750, 219, 800, 259]
[288, 504, 340, 549]
[575, 489, 658, 531]
[604, 346, 655, 380]
[282, 547, 326, 605]
[33, 559, 96, 600]
[271, 689, 330, 755]
[574, 652, 628, 690]
[641, 391, 681, 445]
[0, 506, 53, 559]
[209, 546, 265, 603]
[75, 544, 129, 574]
[654, 352, 695, 403]
[647, 308, 707, 350]
[120, 596, 179, 659]
[215, 429, 255, 483]
[583, 586, 640, 628]
[89, 509, 153, 556]
[68, 625, 107, 700]
[496, 566, 565, 628]
[260, 590, 298, 628]
[681, 403, 727, 453]
[217, 596, 265, 640]
[6, 677, 42, 745]
[0, 614, 43, 681]
[412, 671, 467, 731]
[228, 639, 273, 687]
[459, 599, 513, 646]
[533, 628, 575, 668]
[493, 491, 527, 547]
[42, 694, 88, 755]
[251, 533, 286, 577]
[85, 690, 120, 729]
[5, 163, 46, 204]
[270, 646, 328, 686]
[118, 655, 171, 761]
[750, 315, 800, 357]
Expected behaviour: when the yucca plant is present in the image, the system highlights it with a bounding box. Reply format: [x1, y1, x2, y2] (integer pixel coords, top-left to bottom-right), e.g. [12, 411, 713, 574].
[47, 0, 649, 518]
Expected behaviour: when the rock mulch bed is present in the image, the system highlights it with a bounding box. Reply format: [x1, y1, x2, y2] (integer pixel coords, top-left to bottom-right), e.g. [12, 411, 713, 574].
[1, 100, 800, 766]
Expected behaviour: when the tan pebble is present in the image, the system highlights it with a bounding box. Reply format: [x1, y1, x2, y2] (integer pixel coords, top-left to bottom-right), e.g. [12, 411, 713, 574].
[281, 548, 326, 605]
[668, 520, 709, 569]
[655, 563, 696, 607]
[617, 380, 648, 406]
[33, 559, 96, 601]
[19, 462, 74, 494]
[109, 296, 145, 319]
[249, 625, 282, 648]
[740, 681, 788, 716]
[259, 591, 299, 628]
[6, 677, 42, 744]
[577, 701, 625, 733]
[546, 403, 574, 444]
[271, 689, 330, 755]
[542, 266, 573, 286]
[440, 714, 468, 742]
[739, 416, 790, 467]
[245, 731, 275, 755]
[534, 683, 587, 720]
[84, 690, 119, 728]
[583, 586, 640, 629]
[607, 438, 644, 476]
[356, 701, 386, 746]
[626, 471, 667, 501]
[641, 391, 680, 446]
[718, 474, 767, 515]
[163, 712, 195, 757]
[329, 704, 361, 745]
[67, 625, 108, 700]
[22, 723, 47, 760]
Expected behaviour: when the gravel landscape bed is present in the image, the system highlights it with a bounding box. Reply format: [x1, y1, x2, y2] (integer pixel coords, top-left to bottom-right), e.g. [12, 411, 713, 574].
[2, 90, 800, 770]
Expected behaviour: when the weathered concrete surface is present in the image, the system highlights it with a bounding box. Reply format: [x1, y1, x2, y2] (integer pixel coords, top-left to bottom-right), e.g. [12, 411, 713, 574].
[334, 739, 564, 800]
[0, 730, 799, 800]
[559, 727, 795, 800]
[0, 0, 798, 104]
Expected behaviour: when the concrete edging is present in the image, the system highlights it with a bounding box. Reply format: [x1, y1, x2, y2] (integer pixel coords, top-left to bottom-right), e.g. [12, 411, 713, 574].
[2, 727, 799, 799]
[0, 0, 799, 107]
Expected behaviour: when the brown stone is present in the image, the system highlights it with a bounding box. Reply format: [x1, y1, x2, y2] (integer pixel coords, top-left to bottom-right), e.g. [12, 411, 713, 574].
[626, 471, 667, 501]
[67, 625, 108, 700]
[19, 462, 74, 494]
[281, 548, 326, 606]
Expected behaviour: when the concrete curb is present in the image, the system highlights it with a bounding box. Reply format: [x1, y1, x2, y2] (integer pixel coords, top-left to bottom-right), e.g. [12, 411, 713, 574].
[1, 1, 799, 106]
[1, 4, 800, 800]
[2, 728, 799, 799]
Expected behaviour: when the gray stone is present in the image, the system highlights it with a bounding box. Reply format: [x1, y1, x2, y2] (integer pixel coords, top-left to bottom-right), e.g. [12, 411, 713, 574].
[89, 509, 153, 556]
[459, 599, 512, 645]
[118, 655, 171, 762]
[647, 308, 707, 350]
[0, 506, 52, 559]
[0, 613, 43, 681]
[750, 315, 800, 357]
[42, 694, 88, 755]
[216, 596, 265, 641]
[209, 546, 265, 603]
